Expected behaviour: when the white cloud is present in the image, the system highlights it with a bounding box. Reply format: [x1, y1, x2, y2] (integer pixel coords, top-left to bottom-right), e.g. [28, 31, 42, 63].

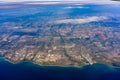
[0, 0, 114, 2]
[26, 2, 61, 4]
[54, 16, 107, 24]
[64, 6, 85, 9]
[0, 0, 119, 5]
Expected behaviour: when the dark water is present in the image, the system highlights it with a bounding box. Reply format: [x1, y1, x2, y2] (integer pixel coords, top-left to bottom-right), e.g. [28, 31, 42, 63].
[0, 58, 120, 80]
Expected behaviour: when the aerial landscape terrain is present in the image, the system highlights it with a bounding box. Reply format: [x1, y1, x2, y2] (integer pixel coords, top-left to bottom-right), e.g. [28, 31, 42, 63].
[1, 1, 120, 80]
[0, 1, 120, 67]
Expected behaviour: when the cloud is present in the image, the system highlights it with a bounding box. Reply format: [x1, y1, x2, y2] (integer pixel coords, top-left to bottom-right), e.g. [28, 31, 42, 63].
[0, 0, 120, 5]
[26, 2, 61, 4]
[64, 6, 86, 9]
[54, 16, 107, 24]
[0, 0, 115, 2]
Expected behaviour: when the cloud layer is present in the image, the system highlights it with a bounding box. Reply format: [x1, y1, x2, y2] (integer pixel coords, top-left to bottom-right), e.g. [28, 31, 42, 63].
[1, 0, 119, 5]
[54, 16, 107, 24]
[0, 0, 114, 2]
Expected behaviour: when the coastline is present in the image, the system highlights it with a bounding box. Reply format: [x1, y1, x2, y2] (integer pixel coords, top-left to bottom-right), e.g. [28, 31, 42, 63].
[0, 57, 84, 68]
[0, 57, 116, 69]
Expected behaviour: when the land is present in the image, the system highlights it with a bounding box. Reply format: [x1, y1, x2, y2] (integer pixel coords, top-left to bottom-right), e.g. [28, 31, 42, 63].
[0, 2, 120, 67]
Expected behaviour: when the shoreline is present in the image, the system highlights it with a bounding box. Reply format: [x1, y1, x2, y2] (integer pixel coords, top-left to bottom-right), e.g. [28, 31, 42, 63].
[0, 57, 85, 68]
[0, 57, 117, 69]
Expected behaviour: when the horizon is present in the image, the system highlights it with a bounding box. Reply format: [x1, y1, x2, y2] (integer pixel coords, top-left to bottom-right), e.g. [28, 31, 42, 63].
[0, 0, 114, 2]
[0, 0, 119, 4]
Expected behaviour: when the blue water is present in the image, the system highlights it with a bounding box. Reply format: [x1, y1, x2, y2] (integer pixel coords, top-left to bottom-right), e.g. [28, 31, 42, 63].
[0, 58, 120, 80]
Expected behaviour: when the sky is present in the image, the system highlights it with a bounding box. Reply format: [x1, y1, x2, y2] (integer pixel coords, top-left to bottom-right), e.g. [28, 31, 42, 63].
[0, 0, 119, 4]
[0, 0, 111, 2]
